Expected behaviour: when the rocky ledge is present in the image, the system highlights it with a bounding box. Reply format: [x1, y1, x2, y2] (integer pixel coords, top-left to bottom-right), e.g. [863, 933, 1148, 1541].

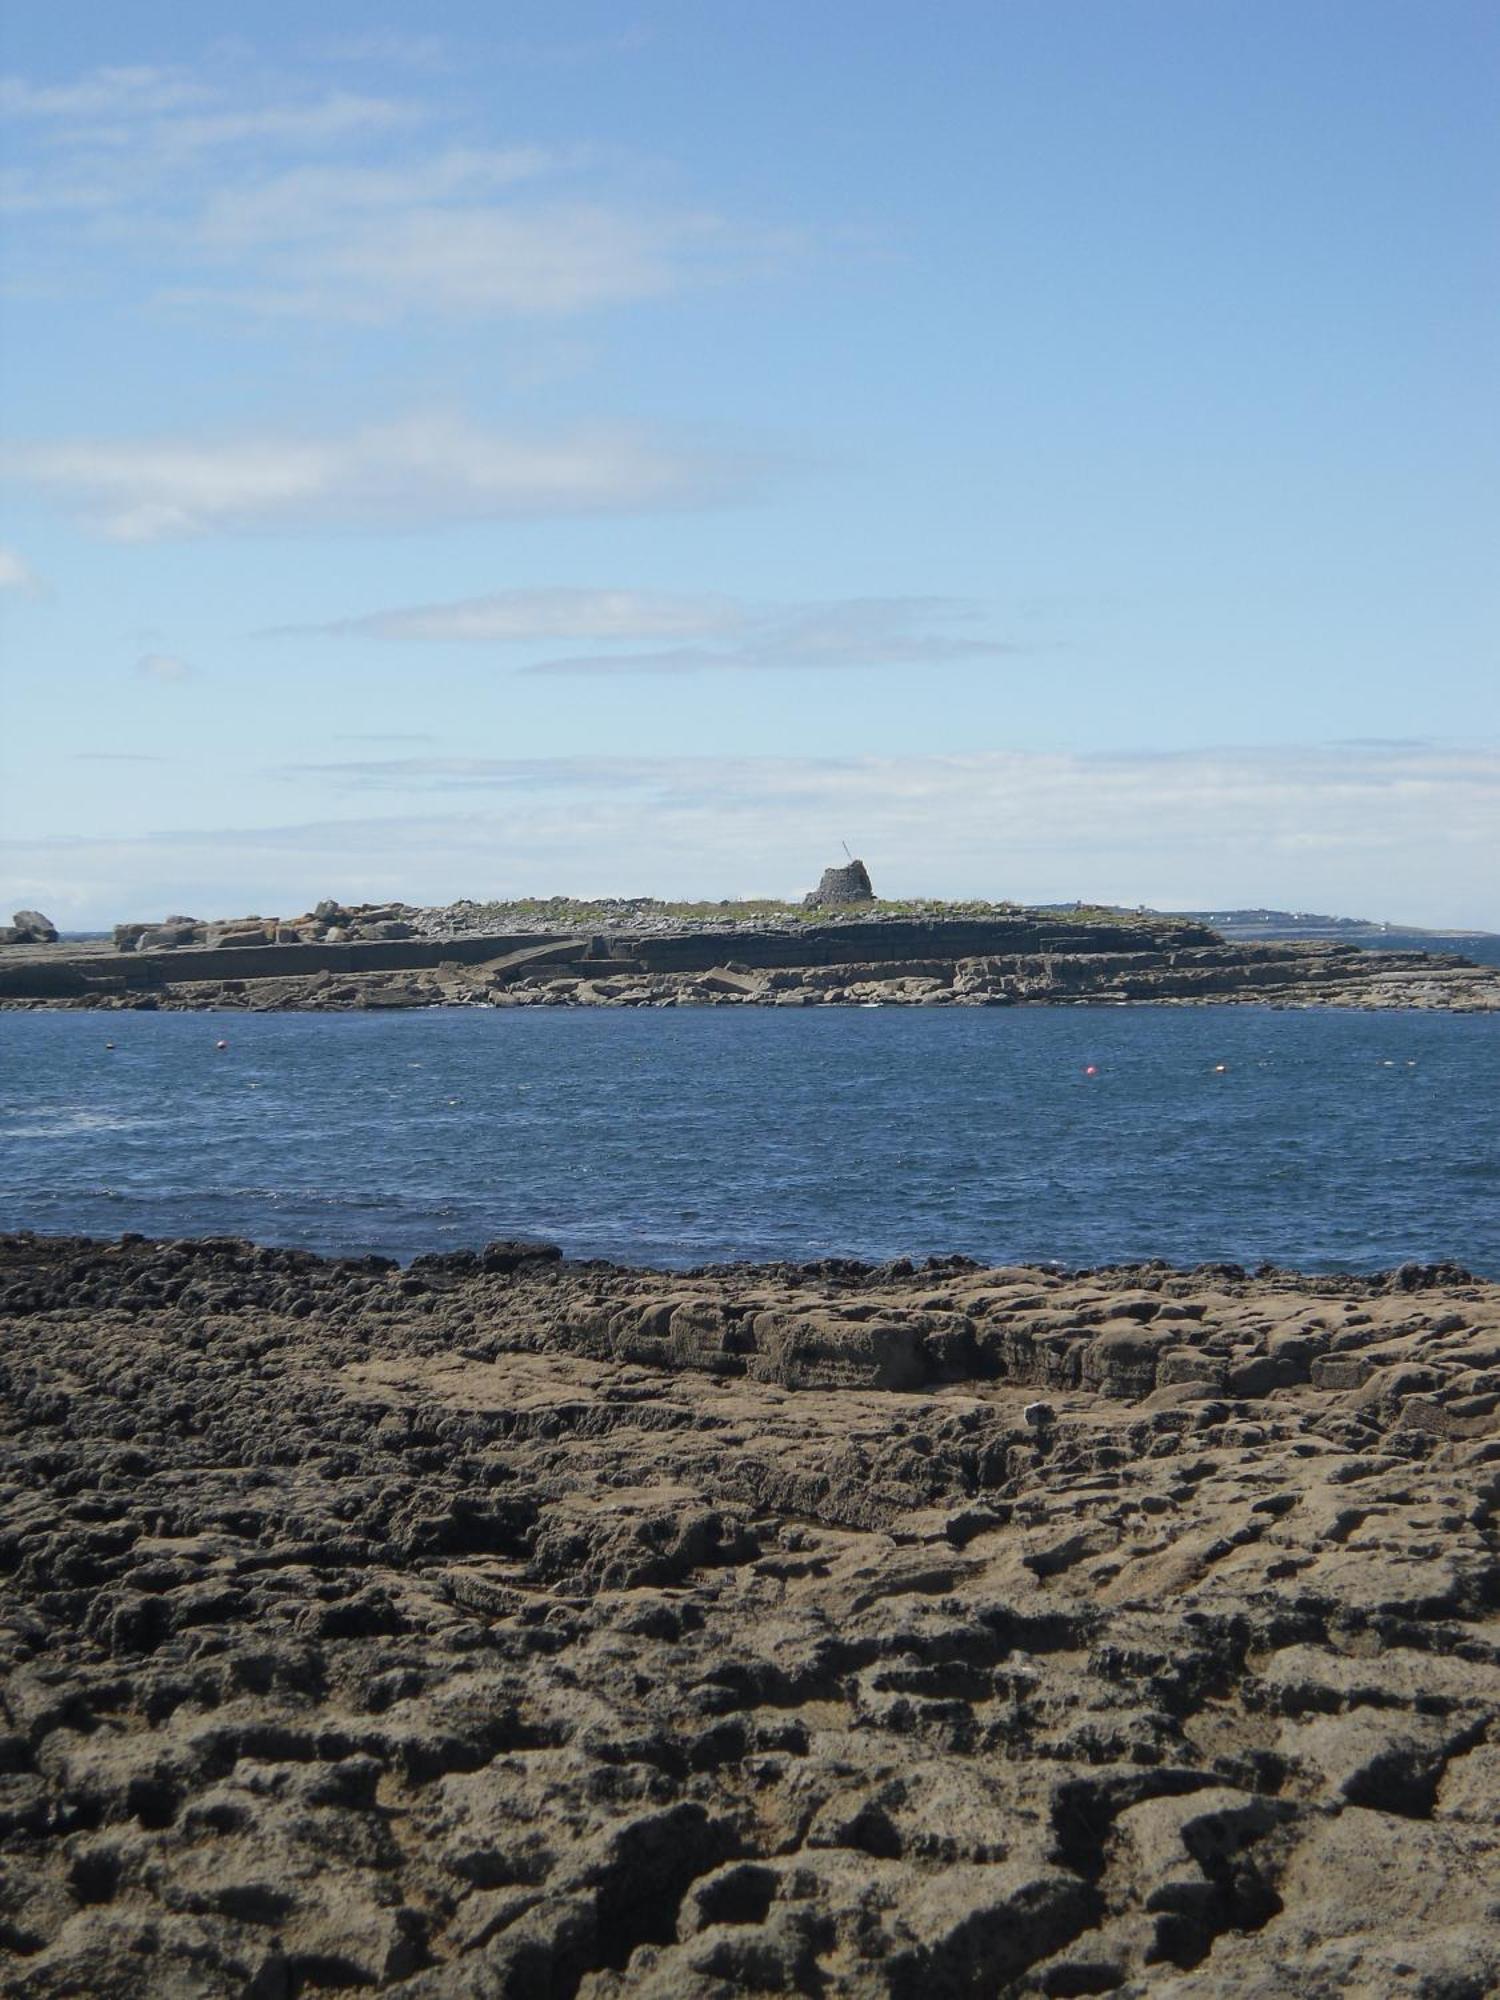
[2, 1235, 1498, 1996]
[3, 922, 1497, 1015]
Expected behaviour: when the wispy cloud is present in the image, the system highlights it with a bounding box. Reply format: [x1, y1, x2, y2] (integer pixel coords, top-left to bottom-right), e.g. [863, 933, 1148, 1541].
[313, 33, 453, 74]
[314, 25, 652, 73]
[331, 731, 440, 746]
[10, 745, 1498, 930]
[0, 64, 410, 149]
[2, 57, 807, 321]
[281, 756, 672, 793]
[0, 65, 211, 122]
[283, 587, 743, 644]
[5, 417, 756, 540]
[0, 546, 42, 594]
[524, 597, 1020, 675]
[277, 588, 1015, 673]
[135, 652, 191, 682]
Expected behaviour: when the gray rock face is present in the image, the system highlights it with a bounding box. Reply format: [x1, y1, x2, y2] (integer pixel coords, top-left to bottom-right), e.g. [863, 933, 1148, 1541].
[1, 1237, 1497, 1997]
[136, 923, 198, 951]
[803, 859, 875, 908]
[10, 908, 57, 942]
[205, 922, 274, 947]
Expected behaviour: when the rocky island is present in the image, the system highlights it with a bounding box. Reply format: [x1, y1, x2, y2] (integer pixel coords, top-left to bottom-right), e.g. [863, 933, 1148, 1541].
[1, 1233, 1497, 1996]
[2, 868, 1498, 1015]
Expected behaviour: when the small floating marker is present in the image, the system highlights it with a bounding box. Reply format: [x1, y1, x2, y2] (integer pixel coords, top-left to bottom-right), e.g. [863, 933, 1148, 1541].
[1084, 1064, 1099, 1076]
[215, 1039, 229, 1052]
[1212, 1062, 1229, 1073]
[104, 1040, 115, 1050]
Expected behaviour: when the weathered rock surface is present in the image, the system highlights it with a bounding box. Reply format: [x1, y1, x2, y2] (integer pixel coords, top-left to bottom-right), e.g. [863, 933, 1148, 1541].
[7, 913, 56, 945]
[2, 1236, 1497, 1995]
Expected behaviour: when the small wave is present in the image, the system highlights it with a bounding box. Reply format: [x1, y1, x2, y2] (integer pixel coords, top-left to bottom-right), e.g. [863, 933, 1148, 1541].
[2, 1108, 157, 1140]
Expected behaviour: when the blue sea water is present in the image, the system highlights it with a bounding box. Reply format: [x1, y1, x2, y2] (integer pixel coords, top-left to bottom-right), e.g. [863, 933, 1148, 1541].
[1, 1001, 1497, 1273]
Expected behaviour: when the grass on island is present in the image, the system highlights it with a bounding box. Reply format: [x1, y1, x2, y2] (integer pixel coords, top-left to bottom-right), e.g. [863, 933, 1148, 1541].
[445, 895, 1174, 931]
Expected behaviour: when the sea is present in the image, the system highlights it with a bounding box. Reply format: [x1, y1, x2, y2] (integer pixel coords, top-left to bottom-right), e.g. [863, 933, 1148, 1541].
[2, 980, 1498, 1274]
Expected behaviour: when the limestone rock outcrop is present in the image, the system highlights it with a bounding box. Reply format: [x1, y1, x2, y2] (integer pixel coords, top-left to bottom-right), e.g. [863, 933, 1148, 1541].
[1, 1235, 1497, 1996]
[6, 901, 1499, 1013]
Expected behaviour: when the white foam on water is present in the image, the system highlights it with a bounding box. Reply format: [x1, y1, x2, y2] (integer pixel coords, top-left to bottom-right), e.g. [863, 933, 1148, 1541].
[1, 1107, 157, 1140]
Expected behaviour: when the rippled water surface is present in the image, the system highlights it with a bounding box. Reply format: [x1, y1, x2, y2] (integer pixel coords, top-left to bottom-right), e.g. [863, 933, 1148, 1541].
[2, 1004, 1498, 1271]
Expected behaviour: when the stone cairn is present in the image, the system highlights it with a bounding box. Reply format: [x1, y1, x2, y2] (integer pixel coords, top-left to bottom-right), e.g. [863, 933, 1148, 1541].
[803, 859, 875, 909]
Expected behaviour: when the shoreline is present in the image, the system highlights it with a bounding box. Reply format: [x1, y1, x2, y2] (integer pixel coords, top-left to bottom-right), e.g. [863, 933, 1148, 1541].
[2, 1229, 1497, 1993]
[0, 1227, 1488, 1289]
[6, 974, 1498, 1015]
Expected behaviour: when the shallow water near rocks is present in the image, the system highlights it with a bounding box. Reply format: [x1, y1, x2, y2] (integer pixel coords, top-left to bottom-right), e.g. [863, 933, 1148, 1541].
[1, 1003, 1497, 1273]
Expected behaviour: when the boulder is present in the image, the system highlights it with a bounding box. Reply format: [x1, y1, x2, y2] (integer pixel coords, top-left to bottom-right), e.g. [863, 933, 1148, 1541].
[803, 860, 875, 908]
[206, 923, 274, 948]
[11, 909, 58, 943]
[136, 924, 197, 952]
[112, 924, 147, 954]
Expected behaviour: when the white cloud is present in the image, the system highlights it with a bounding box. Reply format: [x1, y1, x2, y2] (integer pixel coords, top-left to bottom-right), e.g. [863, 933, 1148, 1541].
[286, 587, 745, 644]
[275, 203, 717, 318]
[280, 590, 1012, 670]
[9, 743, 1499, 929]
[0, 66, 210, 121]
[523, 597, 1019, 674]
[135, 652, 191, 682]
[2, 57, 806, 321]
[314, 32, 452, 73]
[0, 546, 41, 593]
[5, 417, 752, 540]
[145, 94, 417, 157]
[0, 66, 410, 151]
[193, 149, 563, 245]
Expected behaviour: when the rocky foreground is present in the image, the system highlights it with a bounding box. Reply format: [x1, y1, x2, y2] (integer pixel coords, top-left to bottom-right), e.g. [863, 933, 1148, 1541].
[2, 1238, 1498, 1998]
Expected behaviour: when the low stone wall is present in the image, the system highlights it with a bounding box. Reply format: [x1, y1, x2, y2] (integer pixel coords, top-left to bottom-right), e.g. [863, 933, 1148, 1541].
[0, 931, 571, 999]
[631, 916, 1216, 973]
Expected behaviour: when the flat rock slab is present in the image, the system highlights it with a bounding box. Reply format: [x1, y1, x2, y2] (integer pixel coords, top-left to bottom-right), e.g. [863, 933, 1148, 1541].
[1, 1236, 1498, 1995]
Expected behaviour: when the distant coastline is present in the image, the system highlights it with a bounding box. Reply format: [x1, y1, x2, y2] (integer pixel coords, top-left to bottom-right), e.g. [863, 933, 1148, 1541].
[1043, 903, 1500, 943]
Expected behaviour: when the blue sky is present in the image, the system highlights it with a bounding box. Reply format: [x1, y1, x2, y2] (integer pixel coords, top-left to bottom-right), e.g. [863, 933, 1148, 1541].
[2, 1, 1496, 925]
